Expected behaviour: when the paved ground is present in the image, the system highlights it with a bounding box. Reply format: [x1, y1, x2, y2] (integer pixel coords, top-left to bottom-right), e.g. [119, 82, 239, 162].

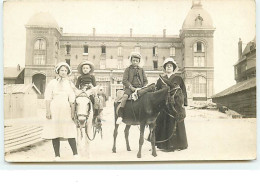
[4, 99, 256, 162]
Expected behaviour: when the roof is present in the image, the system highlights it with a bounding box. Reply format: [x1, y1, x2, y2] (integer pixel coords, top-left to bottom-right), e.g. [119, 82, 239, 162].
[26, 12, 59, 30]
[63, 33, 179, 38]
[234, 36, 256, 65]
[4, 84, 41, 94]
[182, 2, 214, 30]
[242, 37, 256, 56]
[4, 67, 24, 79]
[212, 77, 256, 98]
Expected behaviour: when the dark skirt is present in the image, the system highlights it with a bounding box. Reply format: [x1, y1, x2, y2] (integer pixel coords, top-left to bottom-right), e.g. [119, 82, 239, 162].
[155, 111, 188, 151]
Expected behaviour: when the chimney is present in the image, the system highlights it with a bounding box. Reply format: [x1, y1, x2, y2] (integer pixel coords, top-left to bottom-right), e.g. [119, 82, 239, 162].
[192, 0, 202, 8]
[238, 38, 242, 59]
[163, 29, 166, 38]
[93, 28, 96, 36]
[130, 28, 133, 37]
[60, 27, 63, 33]
[17, 64, 20, 71]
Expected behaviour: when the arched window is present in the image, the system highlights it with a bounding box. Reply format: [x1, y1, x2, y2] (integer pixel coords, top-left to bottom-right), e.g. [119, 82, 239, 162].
[33, 39, 46, 65]
[193, 41, 205, 67]
[193, 41, 205, 52]
[32, 73, 46, 99]
[192, 76, 207, 98]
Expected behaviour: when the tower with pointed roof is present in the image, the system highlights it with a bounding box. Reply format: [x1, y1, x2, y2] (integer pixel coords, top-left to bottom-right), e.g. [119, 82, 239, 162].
[24, 12, 62, 96]
[180, 0, 215, 101]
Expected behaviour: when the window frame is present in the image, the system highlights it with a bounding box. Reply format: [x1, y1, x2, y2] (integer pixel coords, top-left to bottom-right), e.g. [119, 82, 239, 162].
[101, 45, 106, 54]
[33, 38, 47, 65]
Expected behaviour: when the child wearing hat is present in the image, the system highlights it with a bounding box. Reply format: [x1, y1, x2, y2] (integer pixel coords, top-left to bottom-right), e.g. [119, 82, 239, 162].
[76, 60, 96, 90]
[116, 51, 148, 124]
[42, 62, 78, 160]
[76, 61, 98, 124]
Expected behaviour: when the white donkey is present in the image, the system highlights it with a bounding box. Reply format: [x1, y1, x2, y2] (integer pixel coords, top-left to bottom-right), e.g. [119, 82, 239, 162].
[74, 85, 101, 160]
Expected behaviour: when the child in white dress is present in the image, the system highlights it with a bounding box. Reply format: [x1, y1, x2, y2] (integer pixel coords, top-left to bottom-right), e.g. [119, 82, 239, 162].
[42, 62, 78, 160]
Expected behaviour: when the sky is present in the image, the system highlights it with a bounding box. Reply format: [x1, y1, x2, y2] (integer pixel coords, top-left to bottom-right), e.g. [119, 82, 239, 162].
[3, 0, 256, 93]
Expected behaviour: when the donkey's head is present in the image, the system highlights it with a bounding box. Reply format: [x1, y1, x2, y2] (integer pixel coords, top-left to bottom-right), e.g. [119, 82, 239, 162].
[75, 96, 91, 126]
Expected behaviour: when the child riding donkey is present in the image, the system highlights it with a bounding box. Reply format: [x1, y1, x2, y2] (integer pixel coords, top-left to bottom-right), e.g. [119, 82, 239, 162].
[116, 51, 149, 124]
[75, 60, 101, 126]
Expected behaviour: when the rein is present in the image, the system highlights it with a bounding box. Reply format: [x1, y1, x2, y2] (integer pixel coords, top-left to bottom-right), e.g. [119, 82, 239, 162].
[74, 101, 97, 141]
[151, 86, 183, 144]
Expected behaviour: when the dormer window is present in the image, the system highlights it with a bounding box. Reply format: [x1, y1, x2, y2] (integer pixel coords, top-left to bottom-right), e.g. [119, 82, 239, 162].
[195, 14, 203, 26]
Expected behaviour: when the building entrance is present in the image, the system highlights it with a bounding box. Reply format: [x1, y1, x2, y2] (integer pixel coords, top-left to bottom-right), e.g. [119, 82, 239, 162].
[32, 73, 46, 99]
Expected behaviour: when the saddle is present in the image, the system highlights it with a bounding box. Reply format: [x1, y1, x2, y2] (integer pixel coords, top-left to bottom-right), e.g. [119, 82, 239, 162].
[115, 83, 156, 103]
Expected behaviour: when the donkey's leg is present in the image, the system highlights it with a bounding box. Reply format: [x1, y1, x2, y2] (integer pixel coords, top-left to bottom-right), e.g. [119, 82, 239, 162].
[124, 125, 131, 151]
[112, 123, 119, 153]
[137, 123, 145, 158]
[149, 124, 157, 157]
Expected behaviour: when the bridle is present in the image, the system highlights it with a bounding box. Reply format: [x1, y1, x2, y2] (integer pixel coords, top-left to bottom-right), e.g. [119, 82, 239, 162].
[74, 95, 96, 141]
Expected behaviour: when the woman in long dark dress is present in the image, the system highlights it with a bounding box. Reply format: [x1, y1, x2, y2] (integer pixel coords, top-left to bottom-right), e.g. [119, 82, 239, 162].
[155, 58, 188, 151]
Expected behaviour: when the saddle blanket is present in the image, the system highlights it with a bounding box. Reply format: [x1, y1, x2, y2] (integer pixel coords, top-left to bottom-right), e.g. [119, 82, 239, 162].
[114, 83, 156, 103]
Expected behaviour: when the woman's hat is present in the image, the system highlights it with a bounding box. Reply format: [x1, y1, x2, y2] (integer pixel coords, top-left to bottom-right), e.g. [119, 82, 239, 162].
[163, 58, 178, 70]
[55, 62, 72, 75]
[77, 60, 95, 74]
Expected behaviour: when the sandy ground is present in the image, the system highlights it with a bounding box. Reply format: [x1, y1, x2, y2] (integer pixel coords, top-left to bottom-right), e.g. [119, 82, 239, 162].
[4, 99, 256, 162]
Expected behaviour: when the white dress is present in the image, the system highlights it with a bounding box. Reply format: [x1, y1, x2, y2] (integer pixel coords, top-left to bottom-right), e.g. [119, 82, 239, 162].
[41, 78, 77, 139]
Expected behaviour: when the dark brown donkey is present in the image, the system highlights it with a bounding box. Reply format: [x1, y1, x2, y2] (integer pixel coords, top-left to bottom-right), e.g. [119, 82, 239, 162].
[112, 85, 169, 158]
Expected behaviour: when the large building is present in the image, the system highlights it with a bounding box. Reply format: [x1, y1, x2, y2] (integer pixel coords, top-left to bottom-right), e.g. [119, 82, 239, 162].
[24, 0, 215, 101]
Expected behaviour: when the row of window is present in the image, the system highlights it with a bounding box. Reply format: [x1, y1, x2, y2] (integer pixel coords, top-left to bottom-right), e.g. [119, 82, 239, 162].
[64, 59, 159, 70]
[33, 39, 206, 67]
[34, 39, 205, 54]
[65, 45, 176, 57]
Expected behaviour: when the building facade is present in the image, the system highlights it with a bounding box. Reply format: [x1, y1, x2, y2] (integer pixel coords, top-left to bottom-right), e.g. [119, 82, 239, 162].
[212, 37, 256, 118]
[24, 0, 215, 101]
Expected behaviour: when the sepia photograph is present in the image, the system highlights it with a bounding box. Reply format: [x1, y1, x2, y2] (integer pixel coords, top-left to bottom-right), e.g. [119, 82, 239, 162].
[3, 0, 256, 162]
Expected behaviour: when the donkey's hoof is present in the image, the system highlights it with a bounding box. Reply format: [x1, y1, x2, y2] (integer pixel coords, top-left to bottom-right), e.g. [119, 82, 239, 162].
[112, 148, 116, 153]
[137, 153, 141, 158]
[127, 148, 131, 151]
